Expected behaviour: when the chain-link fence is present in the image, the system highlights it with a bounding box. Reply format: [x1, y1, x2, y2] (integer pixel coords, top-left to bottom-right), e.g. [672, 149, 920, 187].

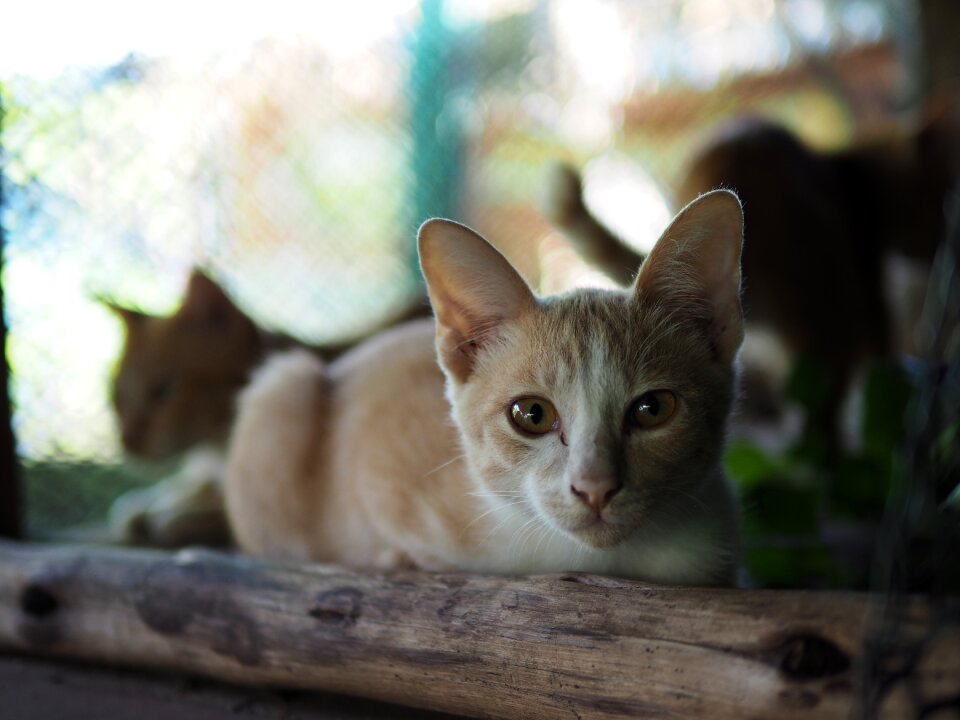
[0, 0, 935, 559]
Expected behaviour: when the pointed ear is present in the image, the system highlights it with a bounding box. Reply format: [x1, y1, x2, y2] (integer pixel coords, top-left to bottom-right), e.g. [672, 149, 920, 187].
[179, 269, 244, 328]
[97, 296, 151, 334]
[418, 219, 538, 381]
[634, 190, 744, 364]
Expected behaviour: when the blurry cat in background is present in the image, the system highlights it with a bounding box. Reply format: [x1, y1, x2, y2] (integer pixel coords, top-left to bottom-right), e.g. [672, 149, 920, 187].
[226, 190, 744, 585]
[107, 272, 293, 460]
[547, 107, 960, 440]
[103, 270, 427, 547]
[102, 271, 294, 547]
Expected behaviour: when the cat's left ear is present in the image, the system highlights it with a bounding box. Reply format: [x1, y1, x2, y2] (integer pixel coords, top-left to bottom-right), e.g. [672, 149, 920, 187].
[97, 296, 151, 334]
[634, 190, 744, 365]
[419, 219, 537, 381]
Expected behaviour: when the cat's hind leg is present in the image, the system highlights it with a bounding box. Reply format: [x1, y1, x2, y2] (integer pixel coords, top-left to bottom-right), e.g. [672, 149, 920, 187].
[225, 349, 329, 560]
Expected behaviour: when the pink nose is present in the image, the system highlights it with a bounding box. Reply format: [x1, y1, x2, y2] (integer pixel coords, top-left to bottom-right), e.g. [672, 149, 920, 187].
[570, 478, 622, 514]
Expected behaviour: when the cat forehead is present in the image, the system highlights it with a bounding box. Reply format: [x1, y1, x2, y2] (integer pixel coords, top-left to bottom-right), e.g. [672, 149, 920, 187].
[491, 288, 709, 387]
[541, 288, 633, 335]
[537, 289, 663, 360]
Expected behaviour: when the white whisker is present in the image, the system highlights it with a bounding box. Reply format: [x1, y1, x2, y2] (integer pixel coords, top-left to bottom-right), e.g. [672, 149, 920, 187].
[510, 516, 544, 558]
[533, 522, 556, 558]
[462, 498, 527, 536]
[482, 503, 530, 544]
[421, 453, 466, 478]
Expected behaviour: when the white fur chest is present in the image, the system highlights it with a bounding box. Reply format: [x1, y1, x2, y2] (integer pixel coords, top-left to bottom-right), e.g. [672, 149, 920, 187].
[463, 498, 732, 586]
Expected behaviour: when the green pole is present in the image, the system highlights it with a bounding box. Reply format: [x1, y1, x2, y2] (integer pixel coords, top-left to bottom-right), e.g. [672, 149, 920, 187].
[407, 0, 464, 269]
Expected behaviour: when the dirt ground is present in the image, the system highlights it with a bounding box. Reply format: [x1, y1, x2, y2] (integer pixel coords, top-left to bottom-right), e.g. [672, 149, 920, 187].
[0, 653, 467, 720]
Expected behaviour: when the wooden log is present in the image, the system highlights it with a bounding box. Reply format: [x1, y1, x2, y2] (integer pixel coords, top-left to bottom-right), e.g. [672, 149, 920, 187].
[0, 540, 957, 719]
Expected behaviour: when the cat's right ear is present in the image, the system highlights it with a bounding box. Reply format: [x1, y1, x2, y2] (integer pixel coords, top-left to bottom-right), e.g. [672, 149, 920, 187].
[418, 219, 537, 381]
[634, 190, 744, 365]
[97, 297, 150, 334]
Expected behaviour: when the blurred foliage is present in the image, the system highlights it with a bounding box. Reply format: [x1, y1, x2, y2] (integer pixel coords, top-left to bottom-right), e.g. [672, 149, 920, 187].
[727, 354, 960, 590]
[728, 359, 908, 588]
[22, 460, 168, 540]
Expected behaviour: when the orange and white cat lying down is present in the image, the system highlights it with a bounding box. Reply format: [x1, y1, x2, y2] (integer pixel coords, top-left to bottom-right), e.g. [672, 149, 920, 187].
[226, 190, 744, 585]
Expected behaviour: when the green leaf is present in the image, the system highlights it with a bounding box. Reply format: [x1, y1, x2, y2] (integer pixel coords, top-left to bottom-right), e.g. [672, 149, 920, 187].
[788, 429, 831, 467]
[829, 454, 891, 521]
[724, 441, 782, 490]
[934, 422, 960, 469]
[745, 545, 838, 588]
[784, 355, 833, 415]
[861, 361, 912, 461]
[741, 484, 821, 538]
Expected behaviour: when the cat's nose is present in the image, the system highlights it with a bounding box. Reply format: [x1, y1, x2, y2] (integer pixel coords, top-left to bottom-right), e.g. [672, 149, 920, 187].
[570, 477, 622, 514]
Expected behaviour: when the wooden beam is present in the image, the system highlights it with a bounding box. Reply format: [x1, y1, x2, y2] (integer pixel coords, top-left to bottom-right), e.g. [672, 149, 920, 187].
[0, 253, 20, 539]
[0, 542, 957, 719]
[0, 277, 18, 539]
[0, 92, 22, 539]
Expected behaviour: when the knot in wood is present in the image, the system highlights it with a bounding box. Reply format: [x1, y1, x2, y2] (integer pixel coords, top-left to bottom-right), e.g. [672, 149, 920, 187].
[779, 633, 850, 680]
[17, 583, 63, 647]
[20, 584, 59, 618]
[309, 588, 363, 627]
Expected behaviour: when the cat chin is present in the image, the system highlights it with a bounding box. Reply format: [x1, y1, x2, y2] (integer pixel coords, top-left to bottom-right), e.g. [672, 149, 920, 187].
[558, 517, 634, 550]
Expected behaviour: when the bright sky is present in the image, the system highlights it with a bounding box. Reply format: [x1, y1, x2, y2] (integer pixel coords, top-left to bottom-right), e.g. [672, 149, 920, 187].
[0, 1, 419, 77]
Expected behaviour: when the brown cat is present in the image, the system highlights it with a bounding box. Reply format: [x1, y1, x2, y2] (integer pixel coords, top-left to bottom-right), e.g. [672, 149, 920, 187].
[547, 110, 959, 436]
[102, 270, 427, 546]
[225, 190, 744, 585]
[106, 272, 289, 459]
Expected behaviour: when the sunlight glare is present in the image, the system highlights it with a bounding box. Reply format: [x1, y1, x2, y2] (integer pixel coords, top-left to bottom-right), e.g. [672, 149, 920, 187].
[0, 1, 419, 77]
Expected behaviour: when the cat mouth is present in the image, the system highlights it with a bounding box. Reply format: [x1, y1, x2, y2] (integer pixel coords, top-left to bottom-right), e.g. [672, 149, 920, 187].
[565, 515, 632, 549]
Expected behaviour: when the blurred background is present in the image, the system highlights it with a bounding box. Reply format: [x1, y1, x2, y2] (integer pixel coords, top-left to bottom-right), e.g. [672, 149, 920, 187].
[1, 0, 957, 588]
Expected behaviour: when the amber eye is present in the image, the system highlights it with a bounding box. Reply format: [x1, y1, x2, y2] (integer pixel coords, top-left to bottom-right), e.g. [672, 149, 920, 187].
[628, 390, 677, 429]
[509, 397, 559, 436]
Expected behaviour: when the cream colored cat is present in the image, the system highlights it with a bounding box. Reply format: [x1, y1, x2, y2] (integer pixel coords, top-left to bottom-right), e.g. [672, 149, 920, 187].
[226, 190, 744, 585]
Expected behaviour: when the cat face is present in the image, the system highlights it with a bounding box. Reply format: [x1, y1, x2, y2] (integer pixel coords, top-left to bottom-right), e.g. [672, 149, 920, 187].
[420, 191, 743, 551]
[105, 271, 261, 460]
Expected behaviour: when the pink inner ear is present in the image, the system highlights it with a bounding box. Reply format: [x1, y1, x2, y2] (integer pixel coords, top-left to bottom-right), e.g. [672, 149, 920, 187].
[419, 218, 539, 381]
[431, 292, 479, 346]
[420, 219, 537, 339]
